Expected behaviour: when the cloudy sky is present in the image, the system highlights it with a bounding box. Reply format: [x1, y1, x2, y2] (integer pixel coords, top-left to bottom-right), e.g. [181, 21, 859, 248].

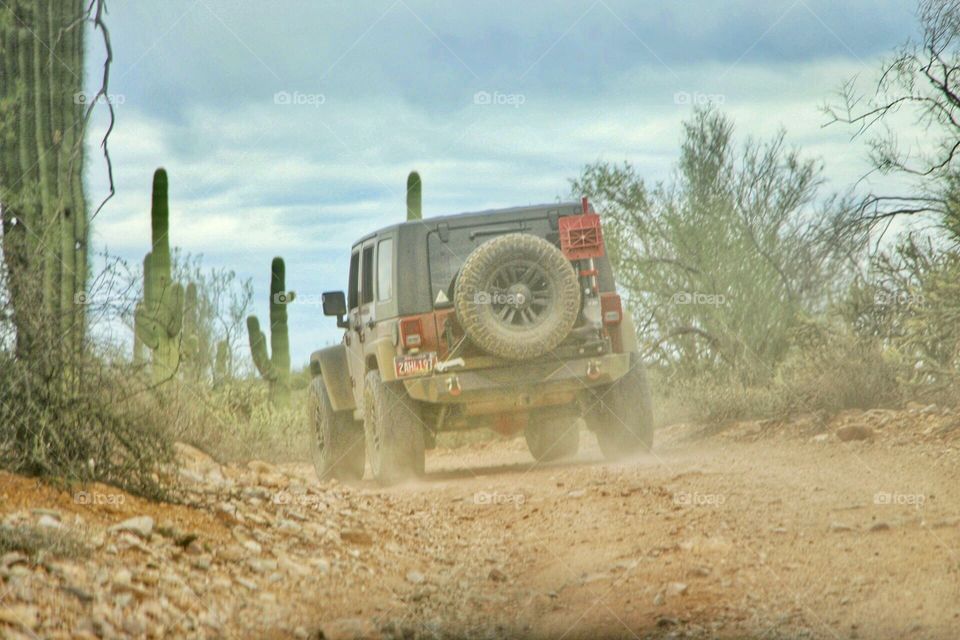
[82, 0, 921, 364]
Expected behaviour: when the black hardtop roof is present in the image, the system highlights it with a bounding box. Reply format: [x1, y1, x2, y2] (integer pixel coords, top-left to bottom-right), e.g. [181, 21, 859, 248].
[353, 201, 583, 247]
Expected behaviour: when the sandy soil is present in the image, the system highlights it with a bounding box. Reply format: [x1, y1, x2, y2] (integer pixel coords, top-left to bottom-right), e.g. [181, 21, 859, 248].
[1, 405, 959, 639]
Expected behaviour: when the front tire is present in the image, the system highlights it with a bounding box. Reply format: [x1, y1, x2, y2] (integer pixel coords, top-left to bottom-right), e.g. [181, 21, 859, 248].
[308, 377, 365, 481]
[363, 370, 425, 484]
[524, 406, 580, 462]
[584, 353, 654, 459]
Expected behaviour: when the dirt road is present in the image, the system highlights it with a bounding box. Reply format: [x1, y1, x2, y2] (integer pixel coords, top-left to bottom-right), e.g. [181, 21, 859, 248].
[2, 407, 959, 639]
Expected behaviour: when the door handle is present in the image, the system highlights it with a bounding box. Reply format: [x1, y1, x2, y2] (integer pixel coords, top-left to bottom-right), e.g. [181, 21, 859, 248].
[366, 319, 376, 329]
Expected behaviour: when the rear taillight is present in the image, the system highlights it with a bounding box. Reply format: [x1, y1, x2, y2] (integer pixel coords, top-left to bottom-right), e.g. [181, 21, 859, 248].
[600, 293, 622, 325]
[399, 318, 423, 349]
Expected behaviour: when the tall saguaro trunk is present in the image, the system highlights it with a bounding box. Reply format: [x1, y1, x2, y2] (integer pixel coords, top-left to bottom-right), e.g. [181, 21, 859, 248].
[0, 0, 88, 362]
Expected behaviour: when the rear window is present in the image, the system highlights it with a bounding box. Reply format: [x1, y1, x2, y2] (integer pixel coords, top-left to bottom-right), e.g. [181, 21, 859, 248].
[427, 221, 553, 308]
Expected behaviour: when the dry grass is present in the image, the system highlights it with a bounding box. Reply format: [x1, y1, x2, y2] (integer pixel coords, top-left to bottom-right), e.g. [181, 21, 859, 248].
[0, 523, 88, 562]
[163, 378, 311, 464]
[673, 321, 903, 424]
[0, 351, 173, 499]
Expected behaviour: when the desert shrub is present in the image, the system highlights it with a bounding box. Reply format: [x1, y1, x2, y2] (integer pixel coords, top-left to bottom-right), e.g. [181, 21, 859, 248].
[773, 320, 902, 413]
[843, 236, 960, 402]
[679, 320, 901, 423]
[0, 349, 173, 499]
[572, 107, 862, 386]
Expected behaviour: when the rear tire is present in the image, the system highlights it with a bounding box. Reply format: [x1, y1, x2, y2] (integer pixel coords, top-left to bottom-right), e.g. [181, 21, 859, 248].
[363, 370, 426, 484]
[584, 353, 654, 459]
[524, 406, 580, 462]
[308, 377, 365, 481]
[454, 233, 581, 360]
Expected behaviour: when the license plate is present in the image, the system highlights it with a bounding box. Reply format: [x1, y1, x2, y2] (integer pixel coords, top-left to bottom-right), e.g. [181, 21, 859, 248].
[394, 352, 437, 379]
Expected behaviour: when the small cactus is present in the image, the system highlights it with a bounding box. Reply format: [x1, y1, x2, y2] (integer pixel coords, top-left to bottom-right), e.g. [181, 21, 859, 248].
[247, 257, 293, 405]
[406, 171, 422, 221]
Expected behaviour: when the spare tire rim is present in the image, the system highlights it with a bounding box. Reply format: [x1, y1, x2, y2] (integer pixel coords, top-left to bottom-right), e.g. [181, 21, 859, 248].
[485, 260, 553, 327]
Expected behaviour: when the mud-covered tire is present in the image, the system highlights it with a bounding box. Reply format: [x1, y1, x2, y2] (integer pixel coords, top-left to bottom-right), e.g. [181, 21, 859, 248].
[524, 406, 580, 462]
[584, 353, 654, 459]
[363, 370, 425, 484]
[454, 233, 580, 360]
[308, 377, 365, 481]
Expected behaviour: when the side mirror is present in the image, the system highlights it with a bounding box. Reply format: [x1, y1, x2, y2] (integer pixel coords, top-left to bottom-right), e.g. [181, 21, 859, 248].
[322, 291, 349, 328]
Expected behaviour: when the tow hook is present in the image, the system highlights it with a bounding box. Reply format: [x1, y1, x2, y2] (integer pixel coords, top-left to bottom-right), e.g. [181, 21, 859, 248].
[446, 375, 462, 397]
[586, 359, 602, 381]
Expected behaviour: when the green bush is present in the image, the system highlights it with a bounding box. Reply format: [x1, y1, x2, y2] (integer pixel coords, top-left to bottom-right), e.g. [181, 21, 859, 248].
[843, 237, 960, 402]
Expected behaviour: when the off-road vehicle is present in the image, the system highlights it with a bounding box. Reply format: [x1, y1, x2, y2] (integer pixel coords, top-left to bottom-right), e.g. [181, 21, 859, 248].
[309, 198, 653, 483]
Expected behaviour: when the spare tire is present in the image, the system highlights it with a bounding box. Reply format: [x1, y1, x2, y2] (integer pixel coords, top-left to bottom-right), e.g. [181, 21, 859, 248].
[454, 233, 581, 360]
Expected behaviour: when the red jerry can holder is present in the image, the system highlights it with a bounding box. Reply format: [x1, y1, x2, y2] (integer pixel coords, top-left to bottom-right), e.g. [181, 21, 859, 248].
[558, 213, 605, 260]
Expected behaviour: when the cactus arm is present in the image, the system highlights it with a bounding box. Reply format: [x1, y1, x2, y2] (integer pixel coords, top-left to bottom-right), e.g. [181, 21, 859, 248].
[161, 281, 184, 338]
[134, 302, 160, 351]
[247, 315, 275, 381]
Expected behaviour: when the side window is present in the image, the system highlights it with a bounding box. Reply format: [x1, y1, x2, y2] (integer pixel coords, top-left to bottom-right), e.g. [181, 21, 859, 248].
[348, 251, 360, 310]
[361, 245, 375, 305]
[377, 238, 393, 301]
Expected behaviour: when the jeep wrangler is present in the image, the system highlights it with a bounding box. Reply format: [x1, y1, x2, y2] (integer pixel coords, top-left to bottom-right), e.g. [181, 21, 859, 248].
[308, 198, 653, 484]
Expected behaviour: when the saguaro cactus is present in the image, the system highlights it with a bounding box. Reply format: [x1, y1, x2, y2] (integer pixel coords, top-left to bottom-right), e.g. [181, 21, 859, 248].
[0, 1, 89, 361]
[247, 257, 294, 405]
[406, 171, 422, 221]
[134, 169, 185, 383]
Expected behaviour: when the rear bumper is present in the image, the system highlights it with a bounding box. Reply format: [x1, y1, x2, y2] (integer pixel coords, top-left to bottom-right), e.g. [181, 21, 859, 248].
[402, 352, 630, 412]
